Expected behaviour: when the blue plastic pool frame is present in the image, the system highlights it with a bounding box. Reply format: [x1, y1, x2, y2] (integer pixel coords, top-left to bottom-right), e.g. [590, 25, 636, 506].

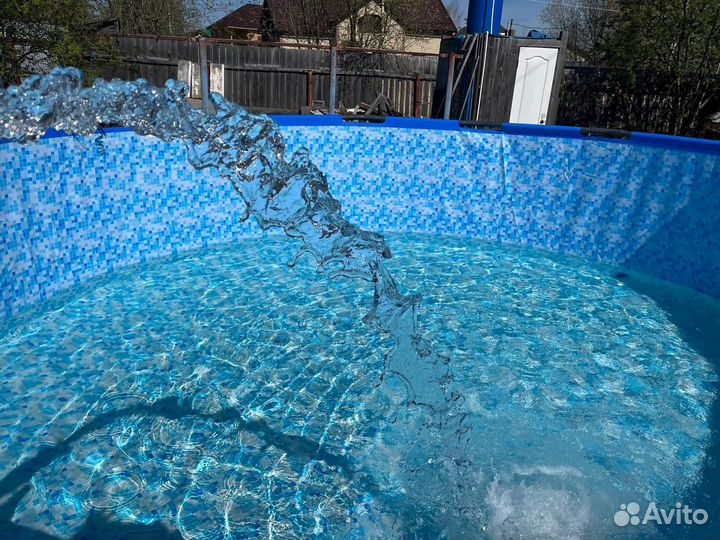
[6, 116, 720, 156]
[3, 113, 720, 319]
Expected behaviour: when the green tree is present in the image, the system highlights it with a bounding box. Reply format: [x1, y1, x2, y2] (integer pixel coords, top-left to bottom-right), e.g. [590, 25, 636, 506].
[0, 0, 100, 84]
[602, 0, 720, 135]
[541, 0, 615, 64]
[1, 0, 211, 86]
[93, 0, 202, 35]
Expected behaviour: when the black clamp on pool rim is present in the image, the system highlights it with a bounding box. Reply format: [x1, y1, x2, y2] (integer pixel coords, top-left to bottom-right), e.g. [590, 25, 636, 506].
[341, 115, 388, 124]
[459, 121, 503, 131]
[581, 127, 632, 140]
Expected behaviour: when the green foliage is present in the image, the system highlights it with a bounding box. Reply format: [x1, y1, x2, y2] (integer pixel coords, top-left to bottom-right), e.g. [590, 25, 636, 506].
[1, 0, 202, 86]
[601, 0, 720, 135]
[546, 0, 719, 136]
[0, 0, 114, 85]
[541, 0, 614, 64]
[605, 0, 719, 75]
[96, 0, 201, 35]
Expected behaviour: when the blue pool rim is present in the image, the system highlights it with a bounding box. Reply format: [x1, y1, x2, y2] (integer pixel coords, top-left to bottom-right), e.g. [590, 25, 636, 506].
[2, 116, 720, 156]
[4, 110, 720, 319]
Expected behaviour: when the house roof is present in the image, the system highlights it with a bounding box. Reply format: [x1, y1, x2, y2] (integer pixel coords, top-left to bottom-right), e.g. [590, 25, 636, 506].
[264, 0, 456, 38]
[264, 0, 342, 39]
[209, 3, 263, 31]
[385, 0, 457, 35]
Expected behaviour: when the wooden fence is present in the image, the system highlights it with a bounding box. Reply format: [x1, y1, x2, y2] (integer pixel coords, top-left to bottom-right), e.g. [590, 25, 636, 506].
[431, 34, 567, 123]
[557, 66, 675, 133]
[98, 35, 439, 117]
[474, 35, 566, 124]
[557, 65, 720, 138]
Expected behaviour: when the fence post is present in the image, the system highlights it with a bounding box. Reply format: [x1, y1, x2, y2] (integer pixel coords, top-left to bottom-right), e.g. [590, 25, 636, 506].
[444, 52, 457, 120]
[329, 46, 338, 114]
[413, 73, 423, 118]
[198, 37, 210, 113]
[307, 71, 314, 107]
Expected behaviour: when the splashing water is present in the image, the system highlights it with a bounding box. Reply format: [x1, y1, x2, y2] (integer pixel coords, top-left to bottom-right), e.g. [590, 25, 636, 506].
[0, 66, 470, 492]
[4, 71, 720, 540]
[0, 68, 451, 403]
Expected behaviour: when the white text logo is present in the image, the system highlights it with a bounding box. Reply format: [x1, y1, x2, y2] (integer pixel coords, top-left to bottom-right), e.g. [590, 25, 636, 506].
[614, 502, 708, 527]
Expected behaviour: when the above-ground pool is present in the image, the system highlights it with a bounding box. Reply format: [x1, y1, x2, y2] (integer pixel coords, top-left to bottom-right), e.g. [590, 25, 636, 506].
[2, 77, 720, 539]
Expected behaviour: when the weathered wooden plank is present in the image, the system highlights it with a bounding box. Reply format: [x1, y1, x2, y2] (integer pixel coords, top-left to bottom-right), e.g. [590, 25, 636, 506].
[100, 37, 440, 114]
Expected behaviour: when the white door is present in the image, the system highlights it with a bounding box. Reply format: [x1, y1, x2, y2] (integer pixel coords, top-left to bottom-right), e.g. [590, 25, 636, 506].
[509, 47, 559, 125]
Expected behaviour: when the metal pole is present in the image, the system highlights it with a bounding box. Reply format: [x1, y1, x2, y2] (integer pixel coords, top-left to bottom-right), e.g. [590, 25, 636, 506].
[444, 52, 457, 119]
[489, 0, 497, 35]
[451, 34, 478, 98]
[460, 44, 482, 122]
[198, 37, 210, 113]
[329, 46, 337, 114]
[475, 32, 490, 122]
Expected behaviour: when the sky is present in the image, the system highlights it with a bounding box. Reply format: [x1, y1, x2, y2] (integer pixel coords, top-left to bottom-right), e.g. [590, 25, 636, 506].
[206, 0, 549, 35]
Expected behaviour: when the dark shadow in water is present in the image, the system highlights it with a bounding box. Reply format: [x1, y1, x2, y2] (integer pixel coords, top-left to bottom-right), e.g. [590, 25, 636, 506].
[0, 396, 375, 540]
[619, 272, 720, 539]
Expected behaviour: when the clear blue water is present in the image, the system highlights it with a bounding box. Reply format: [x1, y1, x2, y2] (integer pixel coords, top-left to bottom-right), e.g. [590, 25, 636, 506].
[0, 233, 718, 540]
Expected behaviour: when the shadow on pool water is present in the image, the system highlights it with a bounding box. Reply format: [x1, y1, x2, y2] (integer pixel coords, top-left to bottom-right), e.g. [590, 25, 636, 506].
[2, 236, 719, 540]
[0, 396, 371, 540]
[620, 272, 720, 539]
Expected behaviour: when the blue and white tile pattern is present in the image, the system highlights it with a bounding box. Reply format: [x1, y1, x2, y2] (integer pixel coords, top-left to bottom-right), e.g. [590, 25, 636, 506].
[2, 125, 719, 318]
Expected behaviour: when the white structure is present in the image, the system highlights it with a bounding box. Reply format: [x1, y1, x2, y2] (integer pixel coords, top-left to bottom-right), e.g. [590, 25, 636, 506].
[177, 61, 225, 99]
[509, 47, 559, 125]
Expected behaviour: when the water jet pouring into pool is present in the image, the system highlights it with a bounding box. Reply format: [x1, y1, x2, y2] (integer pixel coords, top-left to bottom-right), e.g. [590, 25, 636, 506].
[3, 67, 718, 540]
[0, 66, 469, 458]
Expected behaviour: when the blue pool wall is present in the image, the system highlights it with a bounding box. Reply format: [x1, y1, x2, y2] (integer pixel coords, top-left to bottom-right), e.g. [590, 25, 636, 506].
[2, 117, 719, 318]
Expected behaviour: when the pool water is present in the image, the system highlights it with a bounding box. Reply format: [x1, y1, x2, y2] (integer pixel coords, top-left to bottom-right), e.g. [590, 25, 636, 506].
[0, 233, 718, 539]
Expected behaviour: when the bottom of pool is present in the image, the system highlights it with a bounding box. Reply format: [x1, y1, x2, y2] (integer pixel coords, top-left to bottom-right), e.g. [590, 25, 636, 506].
[1, 233, 718, 539]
